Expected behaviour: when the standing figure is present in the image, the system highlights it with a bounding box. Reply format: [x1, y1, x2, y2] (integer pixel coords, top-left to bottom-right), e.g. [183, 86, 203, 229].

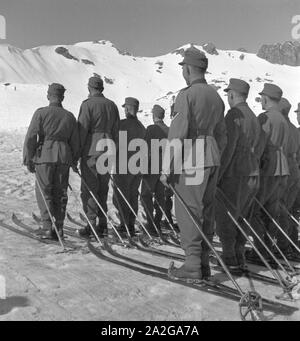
[23, 83, 79, 239]
[161, 47, 227, 280]
[141, 104, 169, 236]
[247, 84, 290, 262]
[216, 79, 261, 273]
[113, 97, 146, 237]
[78, 76, 120, 238]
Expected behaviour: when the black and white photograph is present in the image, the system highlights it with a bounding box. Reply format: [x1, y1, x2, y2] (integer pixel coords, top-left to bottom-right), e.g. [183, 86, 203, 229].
[0, 0, 300, 325]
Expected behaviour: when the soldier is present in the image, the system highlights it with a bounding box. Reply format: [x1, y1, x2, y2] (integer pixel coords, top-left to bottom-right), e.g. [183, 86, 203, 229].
[216, 79, 261, 273]
[23, 83, 79, 239]
[280, 100, 300, 257]
[140, 104, 169, 236]
[247, 84, 290, 262]
[78, 76, 120, 238]
[160, 47, 227, 280]
[113, 97, 146, 237]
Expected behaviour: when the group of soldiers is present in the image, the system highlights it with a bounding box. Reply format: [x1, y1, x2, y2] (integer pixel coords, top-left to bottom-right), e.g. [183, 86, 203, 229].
[23, 46, 300, 281]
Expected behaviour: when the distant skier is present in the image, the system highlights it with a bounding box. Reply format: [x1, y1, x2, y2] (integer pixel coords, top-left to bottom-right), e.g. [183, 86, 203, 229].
[77, 76, 120, 238]
[23, 83, 79, 239]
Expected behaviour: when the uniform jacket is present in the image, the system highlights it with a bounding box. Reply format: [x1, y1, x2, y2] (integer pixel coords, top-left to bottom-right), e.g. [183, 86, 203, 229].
[258, 107, 290, 176]
[219, 102, 261, 179]
[163, 79, 227, 173]
[285, 118, 300, 180]
[116, 115, 146, 174]
[78, 93, 120, 157]
[145, 120, 169, 173]
[23, 103, 79, 165]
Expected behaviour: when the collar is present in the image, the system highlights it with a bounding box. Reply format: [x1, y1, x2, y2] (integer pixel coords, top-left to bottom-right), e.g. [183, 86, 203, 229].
[89, 93, 104, 98]
[49, 103, 63, 107]
[234, 102, 248, 109]
[190, 78, 207, 86]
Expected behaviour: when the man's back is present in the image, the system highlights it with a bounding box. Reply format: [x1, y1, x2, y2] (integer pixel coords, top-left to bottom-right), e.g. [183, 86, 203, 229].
[23, 103, 79, 165]
[220, 102, 261, 177]
[258, 107, 290, 176]
[169, 80, 226, 168]
[78, 94, 120, 157]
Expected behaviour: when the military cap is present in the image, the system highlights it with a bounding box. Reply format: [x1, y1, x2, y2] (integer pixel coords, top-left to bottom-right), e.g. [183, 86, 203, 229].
[152, 104, 165, 119]
[224, 78, 250, 96]
[179, 47, 208, 69]
[48, 83, 66, 96]
[122, 97, 139, 108]
[295, 103, 300, 113]
[259, 83, 283, 101]
[278, 98, 291, 116]
[88, 76, 104, 90]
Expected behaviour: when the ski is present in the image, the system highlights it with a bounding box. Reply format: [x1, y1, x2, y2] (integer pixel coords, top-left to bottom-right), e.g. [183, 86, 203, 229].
[0, 219, 57, 246]
[88, 240, 297, 317]
[209, 255, 283, 287]
[244, 250, 300, 272]
[12, 213, 80, 250]
[11, 213, 60, 245]
[88, 240, 242, 301]
[138, 235, 285, 286]
[67, 212, 85, 228]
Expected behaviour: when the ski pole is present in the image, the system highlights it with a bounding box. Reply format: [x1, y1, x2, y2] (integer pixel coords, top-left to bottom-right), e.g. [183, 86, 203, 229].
[142, 178, 180, 239]
[73, 170, 126, 246]
[68, 183, 103, 246]
[168, 183, 263, 321]
[216, 188, 295, 294]
[280, 203, 300, 232]
[109, 177, 135, 241]
[264, 232, 297, 275]
[217, 188, 292, 277]
[249, 198, 297, 275]
[254, 197, 300, 254]
[35, 176, 65, 250]
[109, 174, 154, 241]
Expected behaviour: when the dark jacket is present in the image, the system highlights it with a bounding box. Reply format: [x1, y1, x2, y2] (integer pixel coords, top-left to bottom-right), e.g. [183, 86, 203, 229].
[285, 118, 300, 180]
[219, 102, 261, 179]
[145, 120, 169, 173]
[258, 107, 290, 176]
[78, 93, 120, 157]
[116, 115, 146, 174]
[23, 103, 79, 165]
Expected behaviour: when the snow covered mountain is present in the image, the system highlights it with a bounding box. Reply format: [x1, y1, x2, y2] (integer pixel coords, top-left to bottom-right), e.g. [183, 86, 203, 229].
[0, 40, 299, 130]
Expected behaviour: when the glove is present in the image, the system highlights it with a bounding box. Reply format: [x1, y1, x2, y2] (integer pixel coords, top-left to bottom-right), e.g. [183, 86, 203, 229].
[160, 173, 170, 188]
[27, 161, 35, 173]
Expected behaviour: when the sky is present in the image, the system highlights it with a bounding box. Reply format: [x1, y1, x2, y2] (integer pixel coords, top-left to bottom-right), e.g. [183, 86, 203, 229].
[0, 0, 299, 56]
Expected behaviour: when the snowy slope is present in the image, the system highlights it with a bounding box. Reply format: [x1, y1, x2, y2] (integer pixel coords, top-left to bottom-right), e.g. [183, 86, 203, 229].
[0, 40, 299, 130]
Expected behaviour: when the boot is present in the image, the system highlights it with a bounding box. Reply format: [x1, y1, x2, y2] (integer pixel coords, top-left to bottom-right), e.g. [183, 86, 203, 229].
[201, 265, 211, 281]
[41, 226, 59, 240]
[95, 224, 108, 239]
[55, 221, 64, 239]
[168, 263, 202, 280]
[79, 224, 93, 238]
